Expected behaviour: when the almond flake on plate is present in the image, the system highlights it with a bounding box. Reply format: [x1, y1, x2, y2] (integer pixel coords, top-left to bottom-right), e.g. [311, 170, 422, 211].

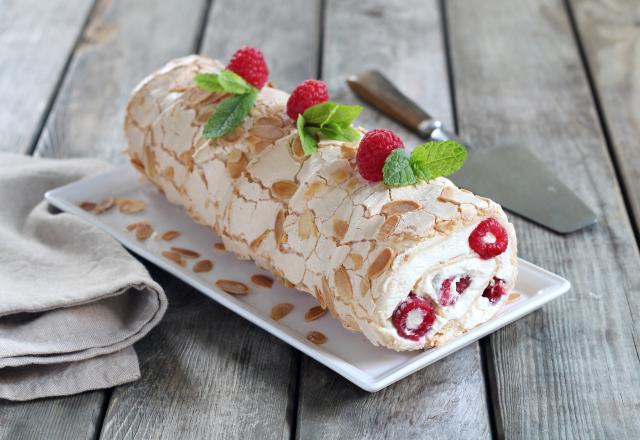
[193, 259, 214, 273]
[271, 303, 294, 320]
[304, 306, 327, 322]
[170, 246, 200, 258]
[216, 279, 249, 295]
[251, 274, 274, 288]
[306, 331, 327, 345]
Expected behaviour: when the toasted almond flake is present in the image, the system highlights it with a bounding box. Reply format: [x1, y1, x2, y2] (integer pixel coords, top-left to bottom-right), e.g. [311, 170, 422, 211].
[272, 180, 298, 200]
[255, 116, 284, 128]
[282, 278, 296, 288]
[381, 200, 422, 215]
[135, 223, 153, 240]
[79, 201, 96, 212]
[349, 253, 364, 270]
[275, 210, 287, 246]
[195, 108, 214, 124]
[329, 166, 351, 185]
[333, 219, 349, 241]
[163, 166, 175, 178]
[250, 138, 272, 154]
[213, 242, 226, 251]
[170, 247, 200, 258]
[216, 279, 249, 295]
[506, 292, 521, 304]
[306, 331, 327, 345]
[250, 231, 269, 250]
[290, 136, 305, 159]
[193, 259, 214, 273]
[304, 306, 326, 322]
[367, 247, 396, 279]
[340, 145, 356, 159]
[178, 150, 194, 171]
[334, 266, 353, 300]
[271, 303, 294, 320]
[298, 211, 317, 240]
[314, 286, 326, 309]
[303, 181, 327, 199]
[360, 277, 371, 296]
[130, 157, 145, 173]
[226, 150, 248, 179]
[251, 274, 274, 288]
[222, 126, 244, 143]
[160, 230, 181, 241]
[116, 198, 145, 214]
[162, 250, 186, 267]
[94, 197, 115, 214]
[378, 214, 400, 240]
[345, 176, 360, 192]
[249, 125, 285, 141]
[435, 219, 456, 233]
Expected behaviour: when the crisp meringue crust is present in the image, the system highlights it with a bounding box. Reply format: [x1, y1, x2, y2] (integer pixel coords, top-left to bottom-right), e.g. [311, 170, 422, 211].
[124, 55, 518, 351]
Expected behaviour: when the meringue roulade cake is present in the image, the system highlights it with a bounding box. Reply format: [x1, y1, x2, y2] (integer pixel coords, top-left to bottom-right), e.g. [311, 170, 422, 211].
[124, 55, 517, 351]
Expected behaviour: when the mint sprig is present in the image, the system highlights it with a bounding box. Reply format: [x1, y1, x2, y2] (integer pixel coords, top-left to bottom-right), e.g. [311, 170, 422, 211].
[296, 101, 362, 155]
[383, 141, 467, 187]
[195, 70, 259, 139]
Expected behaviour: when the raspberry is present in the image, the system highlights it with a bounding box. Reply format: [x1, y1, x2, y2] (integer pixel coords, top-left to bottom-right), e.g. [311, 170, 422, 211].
[356, 129, 404, 181]
[286, 79, 329, 120]
[391, 293, 436, 341]
[439, 275, 472, 306]
[482, 277, 507, 303]
[468, 218, 508, 259]
[227, 46, 269, 89]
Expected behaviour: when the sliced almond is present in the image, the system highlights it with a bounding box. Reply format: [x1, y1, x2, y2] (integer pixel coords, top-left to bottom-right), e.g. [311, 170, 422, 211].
[163, 166, 175, 179]
[314, 286, 326, 309]
[333, 219, 349, 241]
[306, 331, 327, 345]
[116, 198, 145, 214]
[349, 253, 363, 270]
[249, 125, 285, 141]
[251, 274, 274, 288]
[329, 166, 351, 185]
[334, 266, 353, 300]
[271, 303, 294, 320]
[271, 180, 298, 200]
[377, 214, 400, 240]
[222, 126, 244, 143]
[79, 201, 96, 212]
[304, 306, 326, 322]
[340, 145, 356, 160]
[130, 157, 145, 173]
[135, 223, 153, 240]
[160, 230, 181, 241]
[381, 200, 422, 215]
[226, 150, 247, 179]
[360, 277, 371, 296]
[506, 292, 521, 304]
[304, 181, 327, 199]
[250, 231, 269, 250]
[290, 136, 305, 160]
[178, 150, 194, 171]
[213, 242, 226, 251]
[162, 250, 186, 267]
[275, 210, 287, 246]
[170, 247, 200, 258]
[94, 197, 115, 214]
[367, 247, 395, 279]
[193, 259, 214, 273]
[298, 211, 317, 240]
[216, 279, 249, 295]
[345, 176, 361, 193]
[254, 116, 284, 128]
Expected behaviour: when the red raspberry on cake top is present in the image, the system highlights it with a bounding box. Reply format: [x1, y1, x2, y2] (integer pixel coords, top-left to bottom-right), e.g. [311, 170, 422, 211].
[356, 129, 404, 182]
[227, 46, 269, 89]
[287, 79, 329, 120]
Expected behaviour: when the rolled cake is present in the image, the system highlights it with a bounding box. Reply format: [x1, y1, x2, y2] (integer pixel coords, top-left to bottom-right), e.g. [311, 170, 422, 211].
[124, 55, 517, 351]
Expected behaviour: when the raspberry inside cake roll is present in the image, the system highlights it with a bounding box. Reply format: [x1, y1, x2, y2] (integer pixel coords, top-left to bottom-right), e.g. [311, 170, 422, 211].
[124, 54, 517, 351]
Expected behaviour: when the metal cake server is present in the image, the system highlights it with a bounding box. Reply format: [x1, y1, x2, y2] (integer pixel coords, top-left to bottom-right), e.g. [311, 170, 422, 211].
[347, 70, 597, 234]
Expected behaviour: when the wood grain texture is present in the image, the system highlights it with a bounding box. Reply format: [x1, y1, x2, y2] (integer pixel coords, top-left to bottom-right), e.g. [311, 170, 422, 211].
[0, 0, 94, 154]
[297, 2, 491, 439]
[34, 0, 209, 162]
[447, 0, 640, 438]
[0, 392, 104, 440]
[568, 0, 640, 225]
[99, 268, 296, 440]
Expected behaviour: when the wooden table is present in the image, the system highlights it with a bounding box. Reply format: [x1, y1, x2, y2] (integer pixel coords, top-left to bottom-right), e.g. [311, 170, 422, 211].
[1, 0, 639, 438]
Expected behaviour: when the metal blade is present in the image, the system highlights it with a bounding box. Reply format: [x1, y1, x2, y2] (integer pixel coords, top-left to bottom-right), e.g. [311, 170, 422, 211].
[451, 145, 597, 234]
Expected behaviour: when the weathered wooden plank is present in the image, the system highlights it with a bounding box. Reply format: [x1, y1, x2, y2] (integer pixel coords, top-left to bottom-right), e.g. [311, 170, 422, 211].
[297, 1, 491, 439]
[0, 0, 95, 154]
[568, 0, 640, 226]
[98, 0, 321, 438]
[34, 0, 209, 162]
[447, 0, 640, 437]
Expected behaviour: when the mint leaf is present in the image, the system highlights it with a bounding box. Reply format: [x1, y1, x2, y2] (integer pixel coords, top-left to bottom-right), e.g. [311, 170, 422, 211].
[302, 102, 337, 125]
[317, 123, 361, 142]
[194, 73, 225, 92]
[203, 91, 256, 138]
[383, 149, 417, 187]
[302, 101, 362, 128]
[218, 69, 254, 94]
[409, 140, 467, 180]
[297, 115, 317, 155]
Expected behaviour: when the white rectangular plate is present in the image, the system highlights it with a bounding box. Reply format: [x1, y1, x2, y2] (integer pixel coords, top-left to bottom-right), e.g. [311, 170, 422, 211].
[46, 165, 570, 392]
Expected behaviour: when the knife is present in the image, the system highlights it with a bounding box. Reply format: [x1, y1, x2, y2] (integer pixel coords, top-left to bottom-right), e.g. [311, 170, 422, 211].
[347, 70, 597, 234]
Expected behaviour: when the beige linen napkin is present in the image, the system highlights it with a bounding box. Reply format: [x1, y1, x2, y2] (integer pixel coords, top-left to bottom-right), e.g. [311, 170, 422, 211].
[0, 154, 167, 401]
